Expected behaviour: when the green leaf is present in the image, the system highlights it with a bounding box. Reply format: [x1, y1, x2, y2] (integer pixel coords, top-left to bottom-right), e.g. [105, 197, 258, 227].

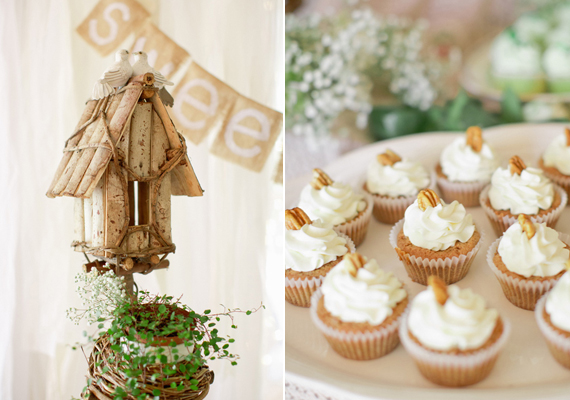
[500, 87, 524, 123]
[444, 88, 470, 130]
[368, 106, 426, 141]
[152, 389, 161, 396]
[158, 304, 167, 314]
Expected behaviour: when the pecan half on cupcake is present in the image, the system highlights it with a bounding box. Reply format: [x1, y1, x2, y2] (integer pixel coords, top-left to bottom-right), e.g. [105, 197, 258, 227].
[363, 149, 430, 224]
[480, 155, 567, 236]
[285, 207, 354, 307]
[435, 126, 499, 207]
[389, 189, 483, 285]
[298, 168, 372, 247]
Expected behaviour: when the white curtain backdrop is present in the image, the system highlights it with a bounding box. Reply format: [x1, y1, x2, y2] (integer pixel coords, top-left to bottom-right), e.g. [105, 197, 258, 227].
[0, 1, 284, 399]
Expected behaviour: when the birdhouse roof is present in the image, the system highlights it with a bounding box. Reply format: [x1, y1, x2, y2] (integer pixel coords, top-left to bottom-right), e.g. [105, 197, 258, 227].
[46, 76, 203, 199]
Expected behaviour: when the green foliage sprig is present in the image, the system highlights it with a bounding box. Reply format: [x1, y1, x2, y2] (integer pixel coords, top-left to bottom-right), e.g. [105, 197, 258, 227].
[69, 270, 263, 399]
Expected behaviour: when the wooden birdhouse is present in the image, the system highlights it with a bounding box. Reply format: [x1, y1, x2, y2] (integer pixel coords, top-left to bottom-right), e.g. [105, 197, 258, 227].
[47, 73, 203, 277]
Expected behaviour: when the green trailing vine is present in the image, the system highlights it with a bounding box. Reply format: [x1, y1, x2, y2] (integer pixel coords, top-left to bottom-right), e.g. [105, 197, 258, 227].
[68, 268, 263, 399]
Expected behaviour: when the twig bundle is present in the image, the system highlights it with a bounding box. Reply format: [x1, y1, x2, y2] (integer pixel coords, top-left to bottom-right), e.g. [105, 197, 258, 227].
[87, 335, 214, 400]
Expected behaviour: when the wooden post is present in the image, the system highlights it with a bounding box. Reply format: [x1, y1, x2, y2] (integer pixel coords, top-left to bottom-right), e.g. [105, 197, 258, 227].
[73, 198, 85, 243]
[104, 163, 127, 258]
[91, 177, 105, 257]
[83, 198, 93, 246]
[127, 102, 153, 252]
[123, 273, 134, 296]
[150, 110, 171, 248]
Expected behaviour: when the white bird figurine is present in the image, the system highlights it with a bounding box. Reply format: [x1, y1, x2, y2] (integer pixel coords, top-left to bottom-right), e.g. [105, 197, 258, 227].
[131, 51, 173, 89]
[91, 49, 133, 100]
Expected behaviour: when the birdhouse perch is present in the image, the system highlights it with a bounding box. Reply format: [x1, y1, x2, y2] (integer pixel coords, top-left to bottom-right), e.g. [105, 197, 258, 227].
[47, 74, 203, 278]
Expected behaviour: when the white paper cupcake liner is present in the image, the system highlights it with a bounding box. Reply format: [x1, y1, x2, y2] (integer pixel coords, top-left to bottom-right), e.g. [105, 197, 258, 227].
[540, 163, 570, 200]
[368, 192, 416, 225]
[363, 180, 432, 225]
[436, 174, 489, 208]
[535, 295, 570, 369]
[285, 233, 355, 308]
[398, 307, 510, 387]
[389, 218, 484, 285]
[486, 233, 570, 311]
[333, 192, 373, 247]
[309, 289, 405, 360]
[479, 184, 567, 237]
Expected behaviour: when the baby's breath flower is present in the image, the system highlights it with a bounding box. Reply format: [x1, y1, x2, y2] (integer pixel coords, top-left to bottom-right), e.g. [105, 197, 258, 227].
[286, 6, 440, 146]
[67, 266, 127, 325]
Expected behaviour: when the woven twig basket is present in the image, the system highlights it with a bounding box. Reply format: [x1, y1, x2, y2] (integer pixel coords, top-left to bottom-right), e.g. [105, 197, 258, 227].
[86, 335, 214, 400]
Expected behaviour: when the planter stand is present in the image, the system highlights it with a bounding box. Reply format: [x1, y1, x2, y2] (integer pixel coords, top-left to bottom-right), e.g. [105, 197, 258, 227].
[86, 335, 214, 400]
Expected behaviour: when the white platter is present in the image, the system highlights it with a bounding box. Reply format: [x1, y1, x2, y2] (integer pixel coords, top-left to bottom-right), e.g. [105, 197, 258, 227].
[285, 123, 570, 400]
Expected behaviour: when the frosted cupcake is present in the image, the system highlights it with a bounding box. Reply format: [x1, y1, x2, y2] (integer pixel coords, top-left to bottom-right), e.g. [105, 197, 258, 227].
[512, 13, 550, 44]
[311, 253, 408, 360]
[364, 149, 430, 224]
[399, 276, 510, 387]
[543, 44, 570, 92]
[490, 29, 545, 95]
[487, 214, 570, 310]
[480, 155, 566, 236]
[389, 189, 482, 285]
[285, 207, 355, 307]
[298, 168, 372, 247]
[539, 128, 570, 197]
[536, 266, 570, 369]
[435, 126, 499, 207]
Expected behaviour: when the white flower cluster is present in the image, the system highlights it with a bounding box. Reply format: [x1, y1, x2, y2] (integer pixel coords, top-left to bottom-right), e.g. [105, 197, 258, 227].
[286, 8, 438, 144]
[66, 267, 127, 325]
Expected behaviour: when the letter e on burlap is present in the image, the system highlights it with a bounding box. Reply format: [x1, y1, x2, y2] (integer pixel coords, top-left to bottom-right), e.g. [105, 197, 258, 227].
[210, 96, 283, 173]
[171, 62, 238, 145]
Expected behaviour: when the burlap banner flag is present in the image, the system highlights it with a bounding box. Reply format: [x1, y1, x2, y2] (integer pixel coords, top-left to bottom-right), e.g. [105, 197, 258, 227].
[130, 21, 189, 79]
[77, 0, 150, 57]
[171, 62, 239, 145]
[210, 96, 283, 173]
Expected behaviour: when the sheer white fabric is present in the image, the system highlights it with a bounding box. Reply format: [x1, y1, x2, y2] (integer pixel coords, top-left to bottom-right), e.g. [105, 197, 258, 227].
[0, 1, 284, 399]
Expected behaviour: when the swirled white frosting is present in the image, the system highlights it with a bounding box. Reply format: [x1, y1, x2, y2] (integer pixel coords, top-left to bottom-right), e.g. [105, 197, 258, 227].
[491, 31, 542, 77]
[403, 199, 475, 251]
[285, 219, 348, 272]
[408, 285, 499, 351]
[322, 257, 407, 325]
[553, 3, 570, 26]
[488, 166, 554, 215]
[543, 45, 570, 79]
[543, 133, 570, 174]
[546, 26, 570, 46]
[513, 14, 550, 43]
[440, 137, 499, 182]
[545, 271, 570, 332]
[366, 158, 429, 197]
[498, 222, 568, 278]
[299, 182, 366, 226]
